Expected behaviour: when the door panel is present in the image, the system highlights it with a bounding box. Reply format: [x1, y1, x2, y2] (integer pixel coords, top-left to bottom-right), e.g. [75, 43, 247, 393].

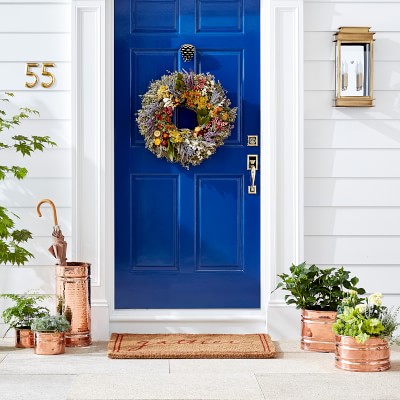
[115, 0, 260, 309]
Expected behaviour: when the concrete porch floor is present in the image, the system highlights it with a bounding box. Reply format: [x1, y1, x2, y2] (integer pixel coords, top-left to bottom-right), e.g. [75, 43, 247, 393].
[1, 339, 400, 400]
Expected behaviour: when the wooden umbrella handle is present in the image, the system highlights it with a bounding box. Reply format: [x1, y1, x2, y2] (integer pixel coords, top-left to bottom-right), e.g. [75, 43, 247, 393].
[36, 198, 59, 226]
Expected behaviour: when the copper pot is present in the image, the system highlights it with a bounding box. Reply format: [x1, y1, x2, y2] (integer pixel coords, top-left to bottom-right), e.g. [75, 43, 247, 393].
[335, 335, 390, 372]
[301, 309, 337, 352]
[56, 262, 92, 347]
[34, 332, 65, 355]
[15, 328, 34, 348]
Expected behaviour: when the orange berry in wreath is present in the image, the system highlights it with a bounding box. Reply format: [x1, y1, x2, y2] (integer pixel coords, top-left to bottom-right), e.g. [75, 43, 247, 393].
[162, 133, 169, 139]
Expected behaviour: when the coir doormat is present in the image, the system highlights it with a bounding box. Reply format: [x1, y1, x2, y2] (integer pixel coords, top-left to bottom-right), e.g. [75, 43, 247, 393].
[108, 333, 276, 359]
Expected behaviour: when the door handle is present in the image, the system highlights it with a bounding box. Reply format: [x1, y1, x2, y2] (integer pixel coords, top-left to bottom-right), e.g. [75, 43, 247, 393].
[249, 165, 257, 194]
[247, 154, 258, 194]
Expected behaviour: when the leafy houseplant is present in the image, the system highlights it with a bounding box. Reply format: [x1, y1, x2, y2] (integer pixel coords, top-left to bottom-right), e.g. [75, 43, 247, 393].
[0, 92, 56, 265]
[0, 292, 50, 348]
[333, 292, 399, 372]
[333, 291, 400, 345]
[273, 262, 365, 352]
[31, 314, 70, 355]
[31, 314, 70, 333]
[274, 262, 366, 311]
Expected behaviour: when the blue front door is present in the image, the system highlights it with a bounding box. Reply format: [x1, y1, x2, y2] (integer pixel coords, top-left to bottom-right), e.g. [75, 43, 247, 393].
[114, 0, 260, 309]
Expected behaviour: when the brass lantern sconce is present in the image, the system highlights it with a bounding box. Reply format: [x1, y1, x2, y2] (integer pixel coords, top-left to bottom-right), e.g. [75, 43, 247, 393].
[333, 27, 375, 107]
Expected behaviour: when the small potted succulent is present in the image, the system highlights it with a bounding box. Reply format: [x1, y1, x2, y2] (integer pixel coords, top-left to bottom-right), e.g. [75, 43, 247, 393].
[0, 292, 49, 348]
[31, 314, 70, 355]
[273, 262, 365, 352]
[333, 291, 400, 372]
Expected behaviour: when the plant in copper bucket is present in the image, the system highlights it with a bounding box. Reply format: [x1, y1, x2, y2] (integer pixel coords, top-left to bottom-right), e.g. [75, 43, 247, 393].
[0, 292, 50, 348]
[272, 262, 365, 352]
[333, 291, 400, 372]
[31, 314, 70, 355]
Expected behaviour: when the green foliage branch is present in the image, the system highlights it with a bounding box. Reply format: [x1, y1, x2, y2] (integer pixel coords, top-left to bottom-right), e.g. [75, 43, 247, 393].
[0, 92, 56, 265]
[273, 262, 366, 311]
[0, 292, 50, 335]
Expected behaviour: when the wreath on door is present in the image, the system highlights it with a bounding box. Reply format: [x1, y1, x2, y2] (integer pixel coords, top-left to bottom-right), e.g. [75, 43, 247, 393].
[136, 70, 237, 168]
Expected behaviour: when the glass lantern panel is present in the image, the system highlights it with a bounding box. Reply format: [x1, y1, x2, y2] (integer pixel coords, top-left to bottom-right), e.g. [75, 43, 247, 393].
[339, 44, 370, 97]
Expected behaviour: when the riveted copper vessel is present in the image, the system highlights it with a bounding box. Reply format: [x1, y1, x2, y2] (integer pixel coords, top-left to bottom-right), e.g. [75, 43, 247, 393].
[34, 332, 65, 355]
[15, 328, 34, 348]
[301, 309, 337, 352]
[56, 262, 92, 347]
[335, 335, 390, 372]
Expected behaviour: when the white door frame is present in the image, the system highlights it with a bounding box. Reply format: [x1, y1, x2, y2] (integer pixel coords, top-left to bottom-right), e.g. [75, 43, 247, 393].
[72, 0, 304, 340]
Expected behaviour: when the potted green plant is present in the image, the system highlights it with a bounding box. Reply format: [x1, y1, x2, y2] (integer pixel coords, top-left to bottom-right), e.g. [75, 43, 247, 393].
[333, 291, 400, 372]
[31, 314, 70, 355]
[0, 292, 50, 348]
[0, 92, 56, 266]
[273, 262, 365, 352]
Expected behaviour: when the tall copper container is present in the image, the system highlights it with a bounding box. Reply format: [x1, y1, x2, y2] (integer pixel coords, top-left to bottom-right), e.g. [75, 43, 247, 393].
[335, 335, 390, 372]
[301, 309, 337, 352]
[56, 262, 92, 347]
[34, 332, 65, 355]
[15, 328, 34, 348]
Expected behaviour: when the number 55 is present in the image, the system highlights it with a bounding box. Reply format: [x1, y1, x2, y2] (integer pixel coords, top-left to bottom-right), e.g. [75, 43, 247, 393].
[25, 62, 56, 88]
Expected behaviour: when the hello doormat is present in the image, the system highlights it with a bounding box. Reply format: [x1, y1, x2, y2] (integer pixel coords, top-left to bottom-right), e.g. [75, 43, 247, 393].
[108, 333, 276, 359]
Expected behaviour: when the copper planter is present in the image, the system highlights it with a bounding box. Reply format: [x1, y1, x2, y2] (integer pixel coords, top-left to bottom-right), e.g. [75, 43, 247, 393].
[34, 332, 65, 355]
[56, 262, 92, 347]
[301, 309, 337, 352]
[335, 335, 390, 372]
[15, 328, 34, 348]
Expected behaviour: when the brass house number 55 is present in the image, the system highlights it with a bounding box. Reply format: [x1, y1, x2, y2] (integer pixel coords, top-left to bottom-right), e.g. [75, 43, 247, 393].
[25, 62, 56, 88]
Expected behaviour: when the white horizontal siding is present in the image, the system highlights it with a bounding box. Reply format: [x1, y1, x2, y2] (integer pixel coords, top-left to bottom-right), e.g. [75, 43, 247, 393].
[305, 1, 400, 299]
[0, 4, 71, 32]
[305, 178, 400, 206]
[305, 207, 400, 235]
[305, 149, 400, 177]
[1, 149, 71, 178]
[304, 3, 400, 32]
[305, 91, 400, 120]
[0, 33, 71, 61]
[305, 236, 400, 265]
[1, 92, 71, 119]
[305, 120, 400, 149]
[0, 178, 72, 207]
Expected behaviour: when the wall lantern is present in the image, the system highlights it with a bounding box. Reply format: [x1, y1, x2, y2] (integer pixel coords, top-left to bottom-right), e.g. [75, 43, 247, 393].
[333, 27, 375, 107]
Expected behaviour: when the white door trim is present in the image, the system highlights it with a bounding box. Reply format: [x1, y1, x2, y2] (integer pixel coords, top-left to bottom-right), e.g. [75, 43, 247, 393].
[72, 0, 304, 339]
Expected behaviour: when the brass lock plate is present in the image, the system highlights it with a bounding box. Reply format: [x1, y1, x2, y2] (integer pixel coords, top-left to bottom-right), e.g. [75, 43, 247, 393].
[247, 135, 259, 147]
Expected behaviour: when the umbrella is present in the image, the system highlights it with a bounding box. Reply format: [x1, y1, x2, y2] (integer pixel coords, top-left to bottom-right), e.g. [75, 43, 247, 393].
[36, 199, 67, 266]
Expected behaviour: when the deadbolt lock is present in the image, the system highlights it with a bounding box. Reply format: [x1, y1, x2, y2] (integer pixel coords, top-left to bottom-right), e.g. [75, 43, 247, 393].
[247, 135, 259, 147]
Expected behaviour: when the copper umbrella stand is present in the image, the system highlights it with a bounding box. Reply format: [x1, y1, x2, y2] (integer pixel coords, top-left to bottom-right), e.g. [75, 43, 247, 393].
[36, 199, 92, 347]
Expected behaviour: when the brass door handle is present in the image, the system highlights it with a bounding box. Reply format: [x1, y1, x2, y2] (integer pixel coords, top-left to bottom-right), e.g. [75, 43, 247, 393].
[248, 165, 257, 194]
[247, 154, 258, 194]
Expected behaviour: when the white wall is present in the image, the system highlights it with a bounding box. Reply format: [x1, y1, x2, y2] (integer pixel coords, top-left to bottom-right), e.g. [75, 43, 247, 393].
[0, 0, 72, 335]
[304, 0, 400, 307]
